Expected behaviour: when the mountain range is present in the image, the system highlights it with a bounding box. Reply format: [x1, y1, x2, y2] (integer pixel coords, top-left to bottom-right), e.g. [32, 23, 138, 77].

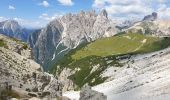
[1, 9, 170, 100]
[0, 20, 34, 42]
[28, 9, 119, 70]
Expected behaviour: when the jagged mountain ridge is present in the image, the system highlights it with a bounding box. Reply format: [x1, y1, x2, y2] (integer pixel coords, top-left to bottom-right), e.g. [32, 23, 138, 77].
[125, 20, 170, 36]
[118, 12, 170, 36]
[143, 12, 157, 21]
[0, 20, 34, 42]
[29, 9, 119, 70]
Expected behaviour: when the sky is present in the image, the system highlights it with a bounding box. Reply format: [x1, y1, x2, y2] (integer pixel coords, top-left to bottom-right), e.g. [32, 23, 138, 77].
[0, 0, 170, 28]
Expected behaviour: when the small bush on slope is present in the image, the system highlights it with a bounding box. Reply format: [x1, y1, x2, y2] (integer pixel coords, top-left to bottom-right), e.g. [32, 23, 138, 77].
[0, 39, 6, 47]
[0, 90, 20, 99]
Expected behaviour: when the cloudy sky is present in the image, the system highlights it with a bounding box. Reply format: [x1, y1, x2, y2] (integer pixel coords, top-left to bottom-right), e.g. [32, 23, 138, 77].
[0, 0, 170, 28]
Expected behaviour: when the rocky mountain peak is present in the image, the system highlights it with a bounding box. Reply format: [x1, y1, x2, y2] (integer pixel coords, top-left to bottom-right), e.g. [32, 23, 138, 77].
[143, 12, 158, 21]
[87, 9, 96, 17]
[79, 10, 85, 16]
[0, 20, 33, 41]
[30, 9, 119, 70]
[99, 9, 108, 18]
[5, 19, 19, 25]
[2, 20, 21, 32]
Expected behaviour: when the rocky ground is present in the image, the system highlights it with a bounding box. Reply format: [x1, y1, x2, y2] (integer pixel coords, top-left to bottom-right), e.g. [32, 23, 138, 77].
[0, 34, 63, 100]
[64, 47, 170, 100]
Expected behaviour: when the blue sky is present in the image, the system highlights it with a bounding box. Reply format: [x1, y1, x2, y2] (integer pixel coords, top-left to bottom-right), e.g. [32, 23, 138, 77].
[0, 0, 170, 28]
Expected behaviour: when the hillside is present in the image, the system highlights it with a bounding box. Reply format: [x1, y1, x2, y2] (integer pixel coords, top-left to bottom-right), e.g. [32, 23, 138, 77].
[64, 47, 170, 100]
[50, 32, 170, 90]
[71, 33, 169, 59]
[0, 34, 62, 99]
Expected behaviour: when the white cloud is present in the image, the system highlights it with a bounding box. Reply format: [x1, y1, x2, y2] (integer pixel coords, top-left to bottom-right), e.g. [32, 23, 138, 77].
[39, 13, 62, 21]
[39, 1, 50, 7]
[157, 4, 170, 19]
[93, 0, 170, 20]
[0, 13, 63, 28]
[92, 0, 155, 19]
[0, 17, 42, 28]
[13, 17, 47, 28]
[57, 0, 74, 6]
[8, 5, 16, 10]
[157, 0, 167, 3]
[0, 17, 7, 21]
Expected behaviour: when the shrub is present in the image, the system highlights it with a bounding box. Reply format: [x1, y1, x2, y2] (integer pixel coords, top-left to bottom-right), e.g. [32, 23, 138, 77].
[0, 90, 20, 99]
[28, 93, 37, 97]
[0, 39, 6, 47]
[22, 44, 28, 50]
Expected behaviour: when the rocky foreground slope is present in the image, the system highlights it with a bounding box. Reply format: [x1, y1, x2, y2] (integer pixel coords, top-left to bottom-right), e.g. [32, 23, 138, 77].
[0, 34, 63, 99]
[64, 46, 170, 100]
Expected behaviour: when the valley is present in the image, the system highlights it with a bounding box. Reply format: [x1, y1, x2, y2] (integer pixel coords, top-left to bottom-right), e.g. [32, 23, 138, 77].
[0, 6, 170, 100]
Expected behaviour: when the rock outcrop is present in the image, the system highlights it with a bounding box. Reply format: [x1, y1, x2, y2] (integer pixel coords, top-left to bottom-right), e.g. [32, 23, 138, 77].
[0, 34, 62, 99]
[79, 86, 107, 100]
[30, 9, 119, 69]
[143, 12, 157, 21]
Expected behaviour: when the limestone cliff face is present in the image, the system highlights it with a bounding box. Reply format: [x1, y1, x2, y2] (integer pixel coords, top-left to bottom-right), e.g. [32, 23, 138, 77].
[29, 9, 119, 69]
[0, 34, 62, 99]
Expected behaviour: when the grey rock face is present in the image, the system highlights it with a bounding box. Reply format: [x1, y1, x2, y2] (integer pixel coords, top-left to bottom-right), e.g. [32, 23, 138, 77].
[28, 29, 41, 48]
[0, 34, 62, 99]
[125, 20, 170, 36]
[121, 12, 170, 36]
[143, 12, 157, 21]
[79, 86, 107, 100]
[0, 20, 33, 42]
[33, 20, 64, 70]
[58, 68, 78, 92]
[31, 9, 119, 69]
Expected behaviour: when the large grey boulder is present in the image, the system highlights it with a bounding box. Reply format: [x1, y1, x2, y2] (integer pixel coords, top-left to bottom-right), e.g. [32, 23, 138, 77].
[79, 86, 107, 100]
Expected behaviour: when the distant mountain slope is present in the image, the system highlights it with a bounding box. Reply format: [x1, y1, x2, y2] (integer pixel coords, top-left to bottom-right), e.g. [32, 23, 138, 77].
[0, 20, 34, 41]
[0, 34, 62, 99]
[30, 9, 119, 70]
[28, 29, 41, 48]
[121, 13, 170, 36]
[50, 32, 170, 91]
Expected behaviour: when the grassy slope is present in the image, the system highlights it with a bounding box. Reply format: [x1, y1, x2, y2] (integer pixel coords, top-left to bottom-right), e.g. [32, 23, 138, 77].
[71, 33, 159, 60]
[50, 33, 170, 89]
